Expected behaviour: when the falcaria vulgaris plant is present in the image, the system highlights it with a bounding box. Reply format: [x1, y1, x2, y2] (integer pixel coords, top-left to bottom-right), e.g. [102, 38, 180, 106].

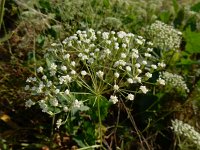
[25, 28, 174, 148]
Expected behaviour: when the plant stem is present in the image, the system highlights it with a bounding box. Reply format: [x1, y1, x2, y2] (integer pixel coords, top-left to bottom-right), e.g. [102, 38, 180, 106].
[0, 0, 5, 30]
[97, 97, 103, 148]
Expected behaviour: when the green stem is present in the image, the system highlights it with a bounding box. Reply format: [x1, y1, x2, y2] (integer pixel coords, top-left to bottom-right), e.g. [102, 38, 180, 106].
[0, 0, 5, 31]
[97, 97, 102, 148]
[51, 115, 55, 136]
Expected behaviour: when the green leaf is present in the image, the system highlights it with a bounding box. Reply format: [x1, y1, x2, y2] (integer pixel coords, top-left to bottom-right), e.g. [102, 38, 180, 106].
[73, 137, 87, 148]
[191, 2, 200, 12]
[36, 35, 45, 47]
[88, 95, 110, 121]
[172, 0, 179, 14]
[103, 0, 110, 8]
[159, 11, 171, 23]
[184, 28, 200, 53]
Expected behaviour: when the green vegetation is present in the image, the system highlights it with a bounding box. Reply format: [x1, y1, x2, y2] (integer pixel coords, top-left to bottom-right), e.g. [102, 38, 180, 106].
[1, 0, 200, 149]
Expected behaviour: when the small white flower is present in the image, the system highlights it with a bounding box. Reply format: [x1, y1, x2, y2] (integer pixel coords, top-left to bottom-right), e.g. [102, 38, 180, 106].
[127, 78, 134, 84]
[109, 95, 118, 104]
[25, 85, 30, 90]
[97, 31, 101, 35]
[56, 119, 62, 129]
[137, 69, 142, 74]
[65, 75, 72, 82]
[95, 48, 100, 52]
[121, 53, 127, 58]
[63, 106, 69, 112]
[126, 66, 131, 72]
[113, 37, 117, 41]
[46, 81, 52, 87]
[84, 49, 89, 53]
[61, 65, 67, 71]
[135, 63, 141, 68]
[136, 38, 143, 45]
[122, 43, 127, 48]
[117, 31, 126, 39]
[158, 62, 166, 68]
[25, 99, 35, 108]
[127, 94, 134, 101]
[134, 76, 141, 83]
[147, 48, 153, 52]
[50, 63, 57, 70]
[142, 60, 147, 65]
[96, 70, 104, 79]
[106, 40, 111, 44]
[151, 64, 157, 69]
[51, 43, 57, 46]
[32, 77, 37, 82]
[157, 78, 165, 85]
[102, 32, 109, 40]
[115, 45, 119, 50]
[73, 99, 83, 108]
[55, 89, 60, 94]
[70, 70, 76, 75]
[81, 70, 87, 76]
[145, 72, 152, 78]
[90, 53, 95, 57]
[144, 53, 151, 58]
[147, 42, 153, 46]
[111, 31, 115, 34]
[71, 61, 76, 67]
[87, 58, 94, 64]
[140, 86, 148, 94]
[114, 72, 120, 78]
[78, 53, 83, 58]
[39, 100, 48, 112]
[42, 75, 47, 80]
[132, 52, 139, 59]
[77, 40, 82, 44]
[63, 54, 70, 59]
[104, 49, 111, 55]
[50, 98, 59, 107]
[65, 89, 70, 95]
[26, 77, 32, 83]
[132, 49, 138, 54]
[81, 55, 88, 60]
[113, 84, 119, 91]
[37, 66, 43, 73]
[68, 41, 72, 47]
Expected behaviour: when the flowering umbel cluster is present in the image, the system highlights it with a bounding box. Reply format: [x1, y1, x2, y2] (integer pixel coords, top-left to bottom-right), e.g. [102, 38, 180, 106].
[146, 20, 182, 50]
[158, 71, 189, 94]
[25, 29, 166, 116]
[171, 119, 200, 148]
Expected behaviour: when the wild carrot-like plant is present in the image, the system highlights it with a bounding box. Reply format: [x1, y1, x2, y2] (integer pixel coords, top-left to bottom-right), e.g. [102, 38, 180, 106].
[24, 28, 175, 147]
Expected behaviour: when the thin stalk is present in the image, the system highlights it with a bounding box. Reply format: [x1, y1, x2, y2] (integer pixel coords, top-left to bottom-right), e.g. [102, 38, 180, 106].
[97, 97, 103, 148]
[2, 21, 12, 55]
[51, 115, 55, 136]
[0, 0, 5, 30]
[33, 36, 36, 76]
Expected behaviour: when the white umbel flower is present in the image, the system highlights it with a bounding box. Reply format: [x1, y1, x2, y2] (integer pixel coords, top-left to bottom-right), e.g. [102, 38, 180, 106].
[37, 66, 43, 73]
[157, 78, 165, 85]
[114, 72, 120, 78]
[81, 70, 87, 76]
[113, 84, 119, 91]
[109, 95, 118, 104]
[25, 99, 35, 108]
[127, 94, 134, 101]
[140, 86, 148, 94]
[96, 70, 104, 79]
